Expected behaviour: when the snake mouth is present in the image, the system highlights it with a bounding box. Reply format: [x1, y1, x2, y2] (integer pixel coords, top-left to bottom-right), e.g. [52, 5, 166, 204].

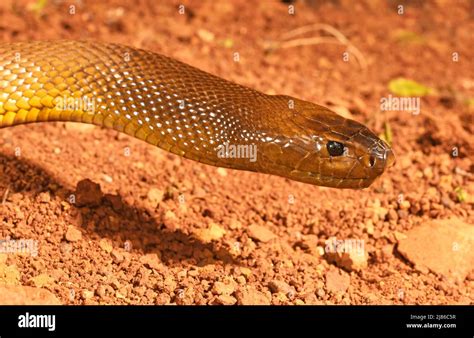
[288, 168, 377, 189]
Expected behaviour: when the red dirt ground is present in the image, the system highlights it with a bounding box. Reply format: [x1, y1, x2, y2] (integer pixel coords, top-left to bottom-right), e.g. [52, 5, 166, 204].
[0, 0, 472, 305]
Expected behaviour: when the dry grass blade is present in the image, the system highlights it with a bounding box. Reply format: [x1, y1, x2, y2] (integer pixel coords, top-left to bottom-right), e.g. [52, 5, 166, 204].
[269, 23, 367, 69]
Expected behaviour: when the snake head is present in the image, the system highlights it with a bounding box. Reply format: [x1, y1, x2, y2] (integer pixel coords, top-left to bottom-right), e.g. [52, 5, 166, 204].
[260, 97, 395, 189]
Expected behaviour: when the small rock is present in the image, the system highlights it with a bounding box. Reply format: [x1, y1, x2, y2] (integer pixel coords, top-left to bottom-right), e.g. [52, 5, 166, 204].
[364, 220, 374, 235]
[65, 225, 82, 242]
[99, 238, 113, 253]
[214, 294, 237, 305]
[247, 224, 276, 243]
[155, 293, 171, 305]
[326, 250, 368, 272]
[195, 223, 226, 243]
[102, 174, 113, 183]
[75, 179, 103, 207]
[397, 209, 409, 219]
[441, 196, 455, 209]
[147, 188, 164, 205]
[236, 276, 246, 285]
[239, 267, 252, 278]
[268, 280, 294, 295]
[212, 281, 235, 295]
[423, 167, 434, 179]
[0, 285, 61, 305]
[81, 290, 94, 300]
[397, 218, 474, 281]
[197, 29, 215, 42]
[399, 200, 411, 210]
[140, 253, 161, 270]
[111, 250, 124, 264]
[163, 210, 178, 230]
[229, 218, 242, 230]
[37, 192, 51, 203]
[387, 209, 398, 221]
[216, 167, 227, 177]
[325, 268, 350, 293]
[235, 286, 271, 305]
[273, 292, 289, 304]
[163, 277, 177, 293]
[380, 244, 394, 262]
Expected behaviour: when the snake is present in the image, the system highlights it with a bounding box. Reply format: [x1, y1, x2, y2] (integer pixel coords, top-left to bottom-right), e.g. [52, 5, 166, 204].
[0, 40, 394, 189]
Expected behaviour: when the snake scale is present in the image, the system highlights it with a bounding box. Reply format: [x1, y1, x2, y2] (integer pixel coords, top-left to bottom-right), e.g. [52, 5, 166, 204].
[0, 40, 394, 189]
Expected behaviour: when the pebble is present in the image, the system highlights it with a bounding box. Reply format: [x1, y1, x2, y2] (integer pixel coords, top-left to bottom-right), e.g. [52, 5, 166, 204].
[387, 209, 398, 221]
[140, 253, 161, 270]
[364, 219, 375, 235]
[326, 249, 368, 272]
[102, 174, 113, 183]
[155, 293, 171, 305]
[239, 267, 252, 278]
[214, 294, 237, 305]
[268, 280, 294, 295]
[380, 244, 394, 262]
[81, 290, 94, 300]
[65, 225, 82, 242]
[216, 167, 228, 177]
[247, 224, 276, 243]
[99, 238, 113, 253]
[229, 218, 242, 230]
[235, 286, 271, 305]
[37, 191, 51, 203]
[195, 223, 226, 243]
[147, 188, 164, 205]
[197, 29, 215, 42]
[75, 179, 103, 207]
[212, 281, 235, 295]
[110, 250, 124, 264]
[163, 210, 178, 230]
[399, 200, 411, 210]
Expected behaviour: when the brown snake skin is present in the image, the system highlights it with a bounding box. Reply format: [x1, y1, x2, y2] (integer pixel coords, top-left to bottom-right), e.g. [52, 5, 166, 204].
[0, 40, 394, 189]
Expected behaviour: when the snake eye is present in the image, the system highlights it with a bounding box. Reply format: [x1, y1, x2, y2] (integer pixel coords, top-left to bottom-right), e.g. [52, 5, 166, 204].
[326, 141, 345, 157]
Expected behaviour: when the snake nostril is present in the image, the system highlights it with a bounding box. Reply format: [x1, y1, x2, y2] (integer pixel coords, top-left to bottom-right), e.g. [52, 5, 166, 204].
[369, 155, 376, 168]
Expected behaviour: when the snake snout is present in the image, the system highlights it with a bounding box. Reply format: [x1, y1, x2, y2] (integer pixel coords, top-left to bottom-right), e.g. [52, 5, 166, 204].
[363, 142, 395, 172]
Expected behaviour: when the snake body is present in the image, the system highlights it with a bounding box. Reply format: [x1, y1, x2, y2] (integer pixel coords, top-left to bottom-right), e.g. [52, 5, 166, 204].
[0, 40, 394, 188]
